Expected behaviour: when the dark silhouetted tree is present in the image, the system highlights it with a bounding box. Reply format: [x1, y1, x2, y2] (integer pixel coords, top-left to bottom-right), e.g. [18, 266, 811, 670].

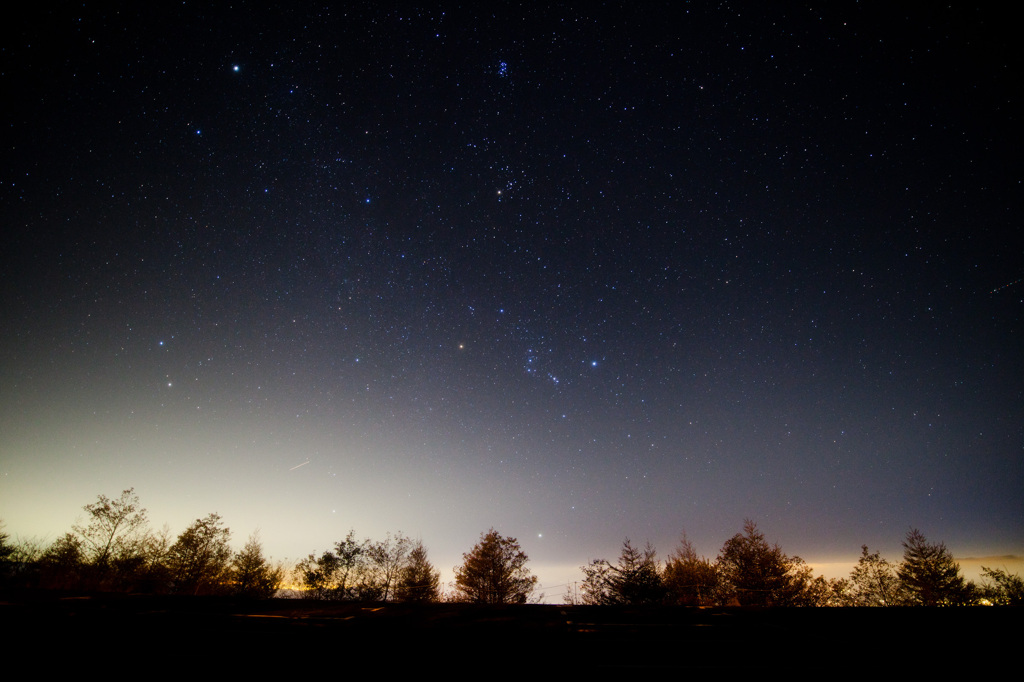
[578, 559, 613, 605]
[897, 529, 968, 606]
[801, 574, 854, 607]
[167, 513, 232, 595]
[1, 534, 46, 588]
[0, 522, 12, 568]
[334, 530, 371, 599]
[454, 529, 537, 604]
[580, 538, 664, 605]
[850, 545, 906, 606]
[231, 532, 284, 599]
[0, 523, 16, 586]
[395, 540, 440, 603]
[73, 489, 149, 584]
[40, 532, 86, 589]
[365, 532, 413, 601]
[979, 567, 1024, 606]
[296, 551, 342, 600]
[663, 535, 719, 606]
[716, 519, 810, 606]
[295, 530, 370, 600]
[784, 557, 847, 606]
[135, 525, 174, 592]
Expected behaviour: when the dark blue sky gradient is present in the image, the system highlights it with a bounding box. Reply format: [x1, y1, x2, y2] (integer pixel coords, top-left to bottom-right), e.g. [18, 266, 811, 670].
[1, 3, 1020, 593]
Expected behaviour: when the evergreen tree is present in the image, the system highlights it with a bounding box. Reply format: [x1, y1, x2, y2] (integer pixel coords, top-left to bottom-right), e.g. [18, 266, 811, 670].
[453, 529, 537, 604]
[663, 535, 719, 606]
[580, 538, 664, 605]
[897, 529, 968, 606]
[231, 532, 284, 599]
[395, 541, 440, 602]
[716, 519, 810, 606]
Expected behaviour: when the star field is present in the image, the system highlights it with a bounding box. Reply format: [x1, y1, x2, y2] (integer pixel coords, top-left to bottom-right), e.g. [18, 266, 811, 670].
[1, 3, 1020, 592]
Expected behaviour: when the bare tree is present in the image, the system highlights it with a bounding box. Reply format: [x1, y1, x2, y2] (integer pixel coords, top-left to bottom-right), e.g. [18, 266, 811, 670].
[332, 530, 370, 598]
[365, 532, 413, 601]
[0, 521, 12, 568]
[136, 524, 174, 592]
[73, 488, 149, 569]
[2, 534, 48, 588]
[802, 574, 854, 606]
[849, 545, 906, 606]
[295, 530, 369, 600]
[979, 567, 1024, 606]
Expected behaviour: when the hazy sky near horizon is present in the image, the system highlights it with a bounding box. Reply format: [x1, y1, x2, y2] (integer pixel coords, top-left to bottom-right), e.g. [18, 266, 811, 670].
[1, 3, 1020, 595]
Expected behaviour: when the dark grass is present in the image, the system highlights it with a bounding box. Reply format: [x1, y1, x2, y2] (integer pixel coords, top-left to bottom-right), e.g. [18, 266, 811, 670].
[2, 589, 1014, 672]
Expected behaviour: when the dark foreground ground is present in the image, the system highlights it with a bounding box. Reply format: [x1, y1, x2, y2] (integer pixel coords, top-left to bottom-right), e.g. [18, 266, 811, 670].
[2, 590, 1015, 672]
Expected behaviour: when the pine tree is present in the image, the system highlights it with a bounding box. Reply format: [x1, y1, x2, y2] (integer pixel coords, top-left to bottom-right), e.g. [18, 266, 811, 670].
[580, 538, 665, 605]
[897, 529, 968, 606]
[663, 535, 719, 606]
[231, 532, 283, 599]
[716, 519, 809, 606]
[395, 541, 440, 602]
[454, 529, 537, 604]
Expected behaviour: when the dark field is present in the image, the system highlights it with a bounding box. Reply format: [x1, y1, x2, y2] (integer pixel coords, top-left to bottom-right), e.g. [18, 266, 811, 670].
[3, 590, 1013, 672]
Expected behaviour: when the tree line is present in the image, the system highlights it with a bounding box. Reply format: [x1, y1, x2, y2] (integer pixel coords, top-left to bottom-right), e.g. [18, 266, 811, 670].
[0, 489, 536, 605]
[568, 520, 1023, 607]
[295, 528, 538, 604]
[2, 491, 1021, 606]
[0, 489, 282, 597]
[294, 530, 441, 602]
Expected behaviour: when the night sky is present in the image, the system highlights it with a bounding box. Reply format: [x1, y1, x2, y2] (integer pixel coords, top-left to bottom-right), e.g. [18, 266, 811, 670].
[2, 3, 1021, 596]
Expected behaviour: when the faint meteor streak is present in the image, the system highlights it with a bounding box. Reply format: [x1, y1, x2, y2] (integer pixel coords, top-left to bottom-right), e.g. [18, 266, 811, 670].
[289, 460, 310, 471]
[991, 278, 1022, 294]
